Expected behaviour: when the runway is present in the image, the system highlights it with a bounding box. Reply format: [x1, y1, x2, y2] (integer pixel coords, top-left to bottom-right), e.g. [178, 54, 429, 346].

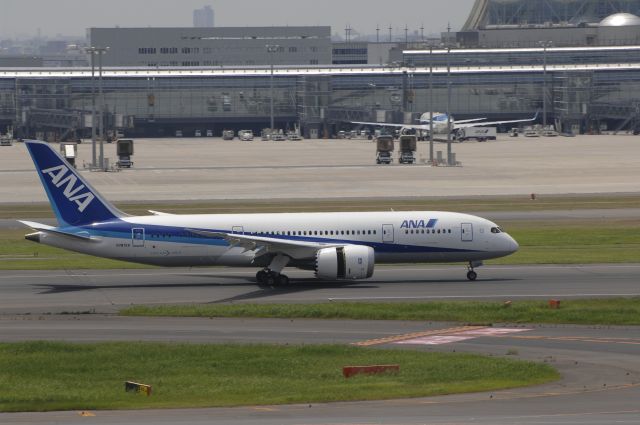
[1, 264, 639, 424]
[0, 264, 639, 314]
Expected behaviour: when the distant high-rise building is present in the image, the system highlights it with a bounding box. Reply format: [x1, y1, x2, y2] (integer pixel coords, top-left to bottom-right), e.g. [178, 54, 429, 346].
[193, 6, 214, 28]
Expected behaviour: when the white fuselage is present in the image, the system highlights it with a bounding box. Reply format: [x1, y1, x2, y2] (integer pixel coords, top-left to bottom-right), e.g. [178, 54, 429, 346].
[38, 211, 518, 268]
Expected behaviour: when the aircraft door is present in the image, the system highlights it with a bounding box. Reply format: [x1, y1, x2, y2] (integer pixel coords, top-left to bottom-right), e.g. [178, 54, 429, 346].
[382, 224, 394, 243]
[132, 228, 145, 247]
[461, 223, 473, 242]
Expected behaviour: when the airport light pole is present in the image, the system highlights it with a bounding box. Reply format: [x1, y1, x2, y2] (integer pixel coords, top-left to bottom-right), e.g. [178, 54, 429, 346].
[266, 44, 280, 131]
[428, 44, 434, 164]
[539, 41, 553, 129]
[445, 26, 453, 166]
[98, 48, 104, 169]
[87, 46, 109, 169]
[85, 47, 97, 168]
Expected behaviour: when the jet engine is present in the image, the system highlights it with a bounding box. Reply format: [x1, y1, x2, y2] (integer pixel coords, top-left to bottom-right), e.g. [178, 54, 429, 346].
[315, 245, 374, 280]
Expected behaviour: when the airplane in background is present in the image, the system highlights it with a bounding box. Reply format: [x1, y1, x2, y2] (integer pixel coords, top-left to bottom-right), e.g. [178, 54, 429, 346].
[353, 111, 539, 136]
[20, 141, 518, 284]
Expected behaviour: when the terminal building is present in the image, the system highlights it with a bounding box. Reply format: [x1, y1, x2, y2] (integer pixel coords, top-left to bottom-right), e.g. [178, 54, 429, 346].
[2, 1, 640, 139]
[458, 0, 640, 47]
[89, 27, 332, 67]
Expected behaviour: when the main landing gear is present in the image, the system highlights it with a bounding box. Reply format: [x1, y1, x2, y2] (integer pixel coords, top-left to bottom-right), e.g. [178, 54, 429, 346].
[466, 261, 483, 281]
[256, 269, 290, 286]
[256, 253, 291, 286]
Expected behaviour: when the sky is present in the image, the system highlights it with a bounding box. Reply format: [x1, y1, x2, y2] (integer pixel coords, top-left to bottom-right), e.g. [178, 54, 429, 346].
[0, 0, 476, 39]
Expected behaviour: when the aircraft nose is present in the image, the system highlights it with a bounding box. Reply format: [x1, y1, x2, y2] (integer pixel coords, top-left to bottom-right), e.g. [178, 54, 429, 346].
[505, 234, 519, 254]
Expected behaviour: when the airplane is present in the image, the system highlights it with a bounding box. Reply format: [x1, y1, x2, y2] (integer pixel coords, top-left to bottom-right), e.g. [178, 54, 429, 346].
[353, 111, 539, 137]
[19, 140, 519, 284]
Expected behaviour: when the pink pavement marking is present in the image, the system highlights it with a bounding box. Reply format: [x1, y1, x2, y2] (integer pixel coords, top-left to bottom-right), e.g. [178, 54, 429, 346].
[395, 327, 531, 346]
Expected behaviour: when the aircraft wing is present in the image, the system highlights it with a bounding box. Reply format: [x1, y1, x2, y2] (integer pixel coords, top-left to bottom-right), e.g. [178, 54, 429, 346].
[350, 121, 430, 130]
[186, 229, 342, 260]
[453, 111, 539, 130]
[454, 118, 487, 124]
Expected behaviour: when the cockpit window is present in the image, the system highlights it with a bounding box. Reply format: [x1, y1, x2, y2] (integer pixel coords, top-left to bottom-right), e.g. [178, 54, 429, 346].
[491, 227, 502, 234]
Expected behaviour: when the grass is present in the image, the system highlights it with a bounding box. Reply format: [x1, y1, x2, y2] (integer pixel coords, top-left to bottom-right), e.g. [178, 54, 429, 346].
[121, 298, 640, 326]
[0, 342, 558, 412]
[0, 229, 152, 270]
[492, 218, 640, 264]
[2, 194, 640, 218]
[3, 218, 640, 269]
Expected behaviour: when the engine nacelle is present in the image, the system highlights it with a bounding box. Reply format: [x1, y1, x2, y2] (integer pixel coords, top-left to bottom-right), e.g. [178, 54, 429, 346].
[315, 245, 375, 280]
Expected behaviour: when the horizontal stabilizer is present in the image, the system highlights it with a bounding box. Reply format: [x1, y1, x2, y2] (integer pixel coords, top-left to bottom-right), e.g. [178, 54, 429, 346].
[18, 220, 99, 242]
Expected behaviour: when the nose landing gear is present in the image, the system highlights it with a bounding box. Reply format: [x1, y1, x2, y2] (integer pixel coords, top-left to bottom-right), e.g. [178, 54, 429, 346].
[466, 261, 483, 281]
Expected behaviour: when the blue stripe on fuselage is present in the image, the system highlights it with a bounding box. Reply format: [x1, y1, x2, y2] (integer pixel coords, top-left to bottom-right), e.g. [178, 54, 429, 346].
[62, 221, 481, 255]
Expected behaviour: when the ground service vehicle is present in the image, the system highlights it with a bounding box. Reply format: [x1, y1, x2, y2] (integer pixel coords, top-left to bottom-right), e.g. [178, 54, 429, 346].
[376, 136, 394, 164]
[239, 130, 254, 141]
[456, 127, 497, 142]
[222, 130, 235, 140]
[116, 139, 134, 168]
[398, 135, 417, 164]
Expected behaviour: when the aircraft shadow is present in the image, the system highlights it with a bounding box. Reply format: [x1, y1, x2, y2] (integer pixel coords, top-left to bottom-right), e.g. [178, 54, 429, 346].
[32, 279, 256, 294]
[33, 276, 519, 302]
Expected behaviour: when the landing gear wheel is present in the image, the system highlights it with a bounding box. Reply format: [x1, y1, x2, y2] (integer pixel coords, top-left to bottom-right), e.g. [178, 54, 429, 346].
[265, 273, 276, 286]
[277, 274, 289, 286]
[467, 270, 477, 281]
[256, 270, 268, 284]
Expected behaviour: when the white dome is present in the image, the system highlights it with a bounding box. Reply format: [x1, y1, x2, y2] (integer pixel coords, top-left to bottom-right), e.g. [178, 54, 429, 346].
[600, 13, 640, 27]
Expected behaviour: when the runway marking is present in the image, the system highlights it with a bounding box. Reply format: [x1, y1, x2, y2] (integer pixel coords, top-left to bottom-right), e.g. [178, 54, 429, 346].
[395, 327, 531, 346]
[329, 294, 640, 301]
[352, 326, 486, 347]
[509, 335, 640, 345]
[249, 406, 278, 412]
